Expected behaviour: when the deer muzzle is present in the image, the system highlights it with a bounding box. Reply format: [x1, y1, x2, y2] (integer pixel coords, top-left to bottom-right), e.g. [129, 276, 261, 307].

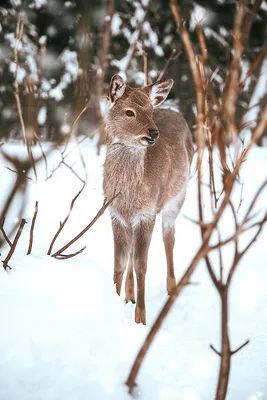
[140, 129, 160, 146]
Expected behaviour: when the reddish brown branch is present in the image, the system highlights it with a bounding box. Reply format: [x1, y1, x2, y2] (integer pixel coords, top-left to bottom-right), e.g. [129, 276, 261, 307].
[96, 0, 115, 151]
[210, 344, 222, 357]
[33, 131, 49, 179]
[137, 42, 149, 85]
[196, 23, 208, 62]
[27, 201, 39, 255]
[55, 246, 87, 260]
[52, 193, 119, 259]
[2, 219, 26, 270]
[13, 15, 37, 181]
[47, 184, 85, 255]
[0, 218, 12, 247]
[239, 46, 267, 88]
[157, 49, 181, 82]
[0, 154, 33, 240]
[231, 339, 250, 355]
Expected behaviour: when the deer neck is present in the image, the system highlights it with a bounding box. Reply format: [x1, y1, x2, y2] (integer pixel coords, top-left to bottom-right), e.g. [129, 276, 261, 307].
[105, 144, 146, 194]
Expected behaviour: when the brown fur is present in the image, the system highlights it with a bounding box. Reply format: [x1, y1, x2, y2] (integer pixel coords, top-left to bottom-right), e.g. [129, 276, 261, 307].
[103, 76, 194, 324]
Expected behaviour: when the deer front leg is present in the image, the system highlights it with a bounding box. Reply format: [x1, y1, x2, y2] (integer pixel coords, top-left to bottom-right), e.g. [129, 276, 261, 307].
[125, 247, 135, 303]
[112, 220, 132, 296]
[133, 219, 155, 324]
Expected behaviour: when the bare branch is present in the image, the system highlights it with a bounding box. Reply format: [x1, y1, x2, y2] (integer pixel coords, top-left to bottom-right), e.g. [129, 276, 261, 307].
[210, 344, 222, 357]
[0, 218, 12, 247]
[231, 339, 250, 355]
[32, 131, 49, 179]
[2, 219, 26, 270]
[47, 184, 85, 255]
[157, 49, 181, 81]
[62, 161, 86, 185]
[55, 246, 87, 260]
[239, 46, 267, 87]
[136, 42, 149, 85]
[51, 193, 119, 259]
[27, 201, 39, 255]
[13, 14, 37, 181]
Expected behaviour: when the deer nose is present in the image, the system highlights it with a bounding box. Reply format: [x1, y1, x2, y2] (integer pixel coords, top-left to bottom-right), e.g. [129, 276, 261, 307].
[148, 129, 159, 140]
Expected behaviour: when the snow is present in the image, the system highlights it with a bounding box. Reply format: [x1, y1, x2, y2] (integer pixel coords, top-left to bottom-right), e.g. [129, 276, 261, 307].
[0, 141, 267, 399]
[60, 123, 71, 134]
[5, 33, 23, 51]
[29, 0, 47, 9]
[26, 54, 39, 82]
[49, 84, 64, 101]
[190, 3, 215, 31]
[111, 13, 122, 36]
[38, 106, 47, 125]
[9, 61, 26, 83]
[204, 27, 230, 49]
[10, 0, 22, 6]
[61, 49, 79, 80]
[39, 35, 47, 45]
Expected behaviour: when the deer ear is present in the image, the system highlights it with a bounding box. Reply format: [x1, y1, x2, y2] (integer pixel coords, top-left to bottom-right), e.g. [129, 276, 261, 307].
[144, 79, 174, 107]
[109, 74, 126, 103]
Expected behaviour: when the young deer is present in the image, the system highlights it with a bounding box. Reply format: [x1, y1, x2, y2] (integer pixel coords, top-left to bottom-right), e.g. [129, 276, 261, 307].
[103, 75, 194, 324]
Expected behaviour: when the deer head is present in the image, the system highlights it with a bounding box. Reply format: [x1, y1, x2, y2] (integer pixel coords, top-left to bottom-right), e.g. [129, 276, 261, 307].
[105, 75, 174, 147]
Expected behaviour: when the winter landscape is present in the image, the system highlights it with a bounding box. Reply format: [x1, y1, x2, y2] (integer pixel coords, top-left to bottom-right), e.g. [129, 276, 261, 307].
[0, 1, 267, 400]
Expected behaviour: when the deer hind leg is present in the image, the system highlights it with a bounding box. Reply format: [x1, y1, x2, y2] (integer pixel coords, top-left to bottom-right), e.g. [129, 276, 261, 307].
[133, 218, 156, 325]
[125, 247, 135, 303]
[112, 220, 132, 296]
[162, 192, 186, 295]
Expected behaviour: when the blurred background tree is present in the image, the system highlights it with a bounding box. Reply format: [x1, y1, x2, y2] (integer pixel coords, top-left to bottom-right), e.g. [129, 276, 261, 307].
[0, 0, 266, 143]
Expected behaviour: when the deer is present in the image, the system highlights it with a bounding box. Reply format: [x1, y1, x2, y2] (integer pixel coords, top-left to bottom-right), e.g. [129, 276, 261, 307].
[103, 74, 194, 324]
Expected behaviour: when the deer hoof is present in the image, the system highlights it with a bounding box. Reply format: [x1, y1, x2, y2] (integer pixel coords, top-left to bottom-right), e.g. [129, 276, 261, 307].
[125, 284, 135, 304]
[135, 307, 146, 325]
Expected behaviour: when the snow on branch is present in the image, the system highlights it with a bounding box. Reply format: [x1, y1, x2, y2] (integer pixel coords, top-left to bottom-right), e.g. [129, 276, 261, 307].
[111, 0, 152, 80]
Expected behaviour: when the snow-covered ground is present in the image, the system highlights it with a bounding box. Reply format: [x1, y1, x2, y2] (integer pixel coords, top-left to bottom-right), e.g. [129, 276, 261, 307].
[0, 140, 266, 400]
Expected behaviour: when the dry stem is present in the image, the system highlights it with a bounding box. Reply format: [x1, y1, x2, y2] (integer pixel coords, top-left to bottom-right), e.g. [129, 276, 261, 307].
[51, 193, 119, 259]
[2, 219, 26, 270]
[47, 184, 85, 255]
[157, 49, 181, 82]
[0, 218, 12, 247]
[27, 201, 39, 255]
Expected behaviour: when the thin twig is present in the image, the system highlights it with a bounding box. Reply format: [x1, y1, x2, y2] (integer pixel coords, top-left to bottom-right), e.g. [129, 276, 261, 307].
[33, 131, 49, 179]
[55, 246, 87, 260]
[96, 0, 115, 151]
[2, 219, 26, 270]
[210, 344, 222, 357]
[0, 218, 12, 247]
[47, 184, 85, 255]
[27, 201, 39, 255]
[137, 42, 149, 85]
[231, 339, 250, 355]
[52, 193, 119, 259]
[62, 161, 86, 185]
[6, 167, 34, 182]
[13, 15, 37, 181]
[157, 49, 181, 81]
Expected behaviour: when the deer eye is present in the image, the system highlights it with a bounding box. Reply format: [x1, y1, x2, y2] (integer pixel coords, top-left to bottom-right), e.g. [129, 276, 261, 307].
[125, 110, 135, 117]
